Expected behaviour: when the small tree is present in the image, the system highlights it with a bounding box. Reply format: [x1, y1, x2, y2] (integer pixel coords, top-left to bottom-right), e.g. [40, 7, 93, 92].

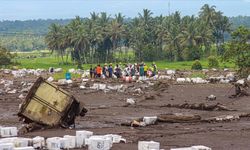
[223, 26, 250, 77]
[208, 56, 219, 68]
[191, 60, 203, 70]
[0, 46, 14, 66]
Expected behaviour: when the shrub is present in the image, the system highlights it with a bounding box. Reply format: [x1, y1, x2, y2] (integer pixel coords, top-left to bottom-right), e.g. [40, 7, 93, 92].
[208, 56, 219, 68]
[191, 60, 202, 70]
[0, 46, 14, 66]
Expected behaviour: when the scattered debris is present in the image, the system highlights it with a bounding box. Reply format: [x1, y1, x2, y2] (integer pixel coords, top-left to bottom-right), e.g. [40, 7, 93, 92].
[7, 89, 17, 94]
[162, 103, 236, 111]
[191, 77, 208, 84]
[230, 79, 249, 98]
[158, 113, 201, 123]
[166, 69, 176, 75]
[54, 68, 63, 73]
[79, 85, 86, 90]
[206, 94, 216, 101]
[153, 80, 169, 91]
[126, 98, 136, 105]
[46, 77, 54, 82]
[171, 145, 211, 150]
[18, 94, 25, 99]
[138, 141, 160, 150]
[175, 77, 191, 83]
[204, 114, 240, 122]
[226, 73, 235, 81]
[143, 116, 158, 125]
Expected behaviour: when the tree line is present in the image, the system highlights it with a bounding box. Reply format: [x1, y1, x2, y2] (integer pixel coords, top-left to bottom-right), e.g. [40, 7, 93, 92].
[45, 4, 234, 66]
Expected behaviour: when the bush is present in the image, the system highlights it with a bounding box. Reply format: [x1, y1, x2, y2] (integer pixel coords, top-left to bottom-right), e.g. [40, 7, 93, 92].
[191, 60, 202, 70]
[208, 56, 219, 68]
[0, 46, 14, 66]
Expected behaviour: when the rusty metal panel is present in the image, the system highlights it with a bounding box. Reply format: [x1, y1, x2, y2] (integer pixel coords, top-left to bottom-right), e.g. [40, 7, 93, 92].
[35, 82, 71, 112]
[22, 97, 61, 126]
[18, 77, 82, 127]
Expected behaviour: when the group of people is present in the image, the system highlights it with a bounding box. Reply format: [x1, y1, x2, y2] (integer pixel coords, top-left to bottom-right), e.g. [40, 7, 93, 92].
[89, 62, 158, 79]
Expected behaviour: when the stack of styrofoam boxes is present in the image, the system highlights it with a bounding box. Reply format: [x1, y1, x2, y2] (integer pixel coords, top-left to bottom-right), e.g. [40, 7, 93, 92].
[104, 134, 123, 144]
[138, 141, 160, 150]
[0, 127, 18, 138]
[170, 145, 211, 150]
[0, 137, 34, 150]
[32, 136, 45, 149]
[0, 127, 16, 150]
[85, 135, 113, 150]
[0, 142, 15, 150]
[46, 137, 61, 150]
[76, 130, 93, 148]
[46, 135, 78, 150]
[63, 135, 76, 149]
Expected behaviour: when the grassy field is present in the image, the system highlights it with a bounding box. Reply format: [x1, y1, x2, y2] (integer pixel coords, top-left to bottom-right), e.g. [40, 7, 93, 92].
[16, 55, 235, 70]
[12, 52, 236, 80]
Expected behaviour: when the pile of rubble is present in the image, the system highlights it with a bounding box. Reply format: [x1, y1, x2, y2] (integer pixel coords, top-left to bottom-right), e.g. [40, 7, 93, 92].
[0, 79, 33, 98]
[1, 69, 46, 78]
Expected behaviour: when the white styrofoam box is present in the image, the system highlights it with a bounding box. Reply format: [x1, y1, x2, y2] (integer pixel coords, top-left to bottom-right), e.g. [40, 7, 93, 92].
[32, 136, 45, 149]
[63, 135, 76, 149]
[76, 130, 93, 148]
[0, 137, 18, 145]
[138, 141, 160, 150]
[46, 137, 61, 150]
[104, 134, 122, 144]
[0, 127, 18, 137]
[13, 147, 34, 150]
[86, 136, 112, 150]
[0, 143, 14, 150]
[143, 116, 158, 125]
[59, 138, 70, 149]
[170, 148, 193, 150]
[14, 138, 32, 148]
[191, 145, 211, 150]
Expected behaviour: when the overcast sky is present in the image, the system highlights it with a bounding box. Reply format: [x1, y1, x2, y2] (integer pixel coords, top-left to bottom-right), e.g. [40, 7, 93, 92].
[0, 0, 249, 21]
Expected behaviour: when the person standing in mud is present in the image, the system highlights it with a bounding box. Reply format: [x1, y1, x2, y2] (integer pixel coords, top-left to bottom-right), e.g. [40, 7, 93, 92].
[115, 64, 122, 78]
[152, 62, 157, 76]
[139, 63, 144, 77]
[89, 65, 94, 78]
[144, 63, 148, 77]
[108, 63, 113, 78]
[96, 64, 102, 78]
[102, 63, 108, 78]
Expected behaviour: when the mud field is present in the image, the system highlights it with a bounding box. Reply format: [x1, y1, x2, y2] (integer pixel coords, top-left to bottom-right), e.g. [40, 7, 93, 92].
[0, 72, 250, 150]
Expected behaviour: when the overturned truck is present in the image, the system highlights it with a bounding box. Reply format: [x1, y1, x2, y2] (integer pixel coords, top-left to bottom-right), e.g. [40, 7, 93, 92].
[18, 77, 87, 133]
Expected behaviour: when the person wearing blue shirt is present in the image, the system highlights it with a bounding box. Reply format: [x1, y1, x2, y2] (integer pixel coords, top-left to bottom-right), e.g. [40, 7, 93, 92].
[108, 63, 113, 78]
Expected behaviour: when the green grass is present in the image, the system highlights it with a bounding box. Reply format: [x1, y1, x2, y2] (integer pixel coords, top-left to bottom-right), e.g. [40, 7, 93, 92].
[14, 50, 236, 70]
[155, 59, 235, 70]
[16, 56, 235, 70]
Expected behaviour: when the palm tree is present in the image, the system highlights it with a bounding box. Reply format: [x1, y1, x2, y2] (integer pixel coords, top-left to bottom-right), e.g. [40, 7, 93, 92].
[179, 16, 203, 60]
[71, 24, 89, 67]
[163, 12, 183, 61]
[199, 4, 216, 27]
[45, 23, 65, 63]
